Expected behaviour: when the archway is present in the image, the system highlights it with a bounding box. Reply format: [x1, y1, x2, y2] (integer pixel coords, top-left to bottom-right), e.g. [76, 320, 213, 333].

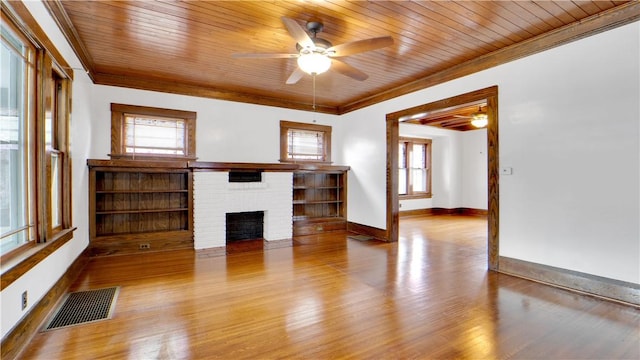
[385, 86, 499, 270]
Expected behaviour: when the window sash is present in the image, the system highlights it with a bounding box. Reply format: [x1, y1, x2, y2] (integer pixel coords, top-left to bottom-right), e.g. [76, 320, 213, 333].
[50, 151, 62, 229]
[1, 20, 35, 255]
[399, 142, 407, 194]
[287, 128, 324, 160]
[124, 114, 186, 155]
[399, 168, 408, 195]
[411, 143, 425, 168]
[411, 168, 427, 192]
[399, 139, 431, 197]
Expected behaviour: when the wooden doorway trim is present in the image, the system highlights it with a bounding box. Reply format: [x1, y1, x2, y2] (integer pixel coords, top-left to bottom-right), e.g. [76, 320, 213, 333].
[386, 86, 499, 270]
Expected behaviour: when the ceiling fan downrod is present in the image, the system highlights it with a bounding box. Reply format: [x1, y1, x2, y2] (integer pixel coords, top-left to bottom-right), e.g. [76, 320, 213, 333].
[312, 74, 317, 111]
[306, 21, 324, 38]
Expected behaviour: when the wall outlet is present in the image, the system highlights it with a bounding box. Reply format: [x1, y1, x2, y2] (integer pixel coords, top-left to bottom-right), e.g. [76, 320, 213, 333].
[500, 167, 513, 175]
[22, 291, 28, 310]
[139, 243, 150, 250]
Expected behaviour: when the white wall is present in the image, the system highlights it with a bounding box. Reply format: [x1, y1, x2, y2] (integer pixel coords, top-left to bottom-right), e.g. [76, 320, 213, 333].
[497, 23, 639, 284]
[90, 86, 341, 162]
[1, 1, 93, 339]
[398, 123, 487, 212]
[342, 22, 639, 284]
[461, 129, 488, 210]
[341, 106, 388, 229]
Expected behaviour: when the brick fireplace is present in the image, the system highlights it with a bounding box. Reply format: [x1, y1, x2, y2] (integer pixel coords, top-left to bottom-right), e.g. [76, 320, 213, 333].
[192, 171, 293, 253]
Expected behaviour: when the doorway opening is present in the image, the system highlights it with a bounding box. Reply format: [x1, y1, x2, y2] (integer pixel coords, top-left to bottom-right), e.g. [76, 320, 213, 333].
[385, 86, 499, 270]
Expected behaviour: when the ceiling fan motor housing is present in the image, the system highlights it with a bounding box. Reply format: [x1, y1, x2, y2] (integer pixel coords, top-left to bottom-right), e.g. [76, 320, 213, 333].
[306, 20, 324, 35]
[296, 37, 333, 52]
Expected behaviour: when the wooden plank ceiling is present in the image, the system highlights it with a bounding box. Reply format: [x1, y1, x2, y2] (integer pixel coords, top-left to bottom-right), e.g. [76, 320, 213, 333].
[401, 101, 487, 132]
[44, 1, 635, 119]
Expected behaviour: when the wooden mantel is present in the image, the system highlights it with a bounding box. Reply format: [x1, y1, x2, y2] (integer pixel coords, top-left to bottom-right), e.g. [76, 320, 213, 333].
[188, 161, 350, 172]
[88, 159, 350, 173]
[87, 158, 189, 169]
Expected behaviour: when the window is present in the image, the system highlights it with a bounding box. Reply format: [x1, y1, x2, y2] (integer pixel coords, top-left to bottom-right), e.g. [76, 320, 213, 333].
[0, 19, 35, 254]
[110, 103, 196, 160]
[280, 120, 331, 163]
[1, 6, 73, 258]
[48, 73, 68, 234]
[399, 137, 432, 198]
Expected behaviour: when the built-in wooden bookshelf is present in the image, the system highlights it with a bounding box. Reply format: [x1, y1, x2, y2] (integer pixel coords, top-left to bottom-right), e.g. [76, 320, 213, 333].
[88, 159, 193, 256]
[293, 166, 348, 236]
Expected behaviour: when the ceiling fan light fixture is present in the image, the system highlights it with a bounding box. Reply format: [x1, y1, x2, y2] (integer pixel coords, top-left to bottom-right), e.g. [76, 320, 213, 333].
[471, 111, 489, 128]
[470, 108, 488, 128]
[297, 52, 331, 75]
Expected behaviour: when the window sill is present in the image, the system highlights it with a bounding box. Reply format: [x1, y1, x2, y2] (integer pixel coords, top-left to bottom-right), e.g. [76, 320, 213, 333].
[1, 227, 77, 291]
[400, 193, 432, 200]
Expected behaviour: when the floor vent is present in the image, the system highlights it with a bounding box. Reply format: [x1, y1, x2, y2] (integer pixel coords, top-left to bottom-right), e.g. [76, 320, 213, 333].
[43, 287, 119, 331]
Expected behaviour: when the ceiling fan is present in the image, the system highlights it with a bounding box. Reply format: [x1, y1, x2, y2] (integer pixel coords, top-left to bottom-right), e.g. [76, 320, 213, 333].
[233, 17, 393, 85]
[453, 105, 488, 128]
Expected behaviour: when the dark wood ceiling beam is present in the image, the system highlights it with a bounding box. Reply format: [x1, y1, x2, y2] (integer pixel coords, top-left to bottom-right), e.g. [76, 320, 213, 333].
[404, 117, 476, 131]
[420, 116, 470, 127]
[439, 117, 476, 127]
[339, 1, 640, 114]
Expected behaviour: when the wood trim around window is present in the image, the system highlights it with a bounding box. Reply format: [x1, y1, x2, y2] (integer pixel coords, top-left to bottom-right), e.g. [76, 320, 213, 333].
[399, 137, 432, 199]
[279, 120, 332, 163]
[1, 2, 74, 256]
[110, 103, 197, 160]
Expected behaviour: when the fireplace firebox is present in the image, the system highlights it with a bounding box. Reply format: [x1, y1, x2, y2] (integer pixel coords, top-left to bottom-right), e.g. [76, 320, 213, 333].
[226, 211, 264, 242]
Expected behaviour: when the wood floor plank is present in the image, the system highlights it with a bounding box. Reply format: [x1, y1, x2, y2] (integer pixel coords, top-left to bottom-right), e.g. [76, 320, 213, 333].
[18, 215, 639, 359]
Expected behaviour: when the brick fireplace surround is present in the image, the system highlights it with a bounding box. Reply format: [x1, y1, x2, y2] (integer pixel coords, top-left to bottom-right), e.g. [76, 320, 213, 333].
[192, 166, 294, 255]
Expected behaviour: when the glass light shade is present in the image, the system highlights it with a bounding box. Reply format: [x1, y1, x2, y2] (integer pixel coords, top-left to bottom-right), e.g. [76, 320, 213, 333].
[471, 112, 488, 128]
[297, 53, 331, 75]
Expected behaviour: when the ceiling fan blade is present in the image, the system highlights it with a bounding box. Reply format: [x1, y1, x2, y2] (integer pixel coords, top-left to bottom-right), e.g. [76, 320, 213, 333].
[327, 36, 394, 57]
[453, 115, 472, 119]
[281, 17, 315, 49]
[232, 53, 298, 59]
[286, 67, 305, 85]
[331, 59, 368, 81]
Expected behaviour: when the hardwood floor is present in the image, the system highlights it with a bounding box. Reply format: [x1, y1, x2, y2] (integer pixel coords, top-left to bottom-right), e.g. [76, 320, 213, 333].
[20, 215, 639, 359]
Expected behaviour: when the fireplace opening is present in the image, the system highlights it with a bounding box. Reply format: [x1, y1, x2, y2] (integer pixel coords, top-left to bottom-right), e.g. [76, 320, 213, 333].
[226, 211, 264, 242]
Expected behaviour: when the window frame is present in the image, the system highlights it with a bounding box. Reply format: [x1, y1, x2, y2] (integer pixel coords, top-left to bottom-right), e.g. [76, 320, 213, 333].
[279, 120, 332, 163]
[399, 137, 432, 199]
[0, 15, 37, 257]
[1, 2, 75, 266]
[110, 103, 197, 161]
